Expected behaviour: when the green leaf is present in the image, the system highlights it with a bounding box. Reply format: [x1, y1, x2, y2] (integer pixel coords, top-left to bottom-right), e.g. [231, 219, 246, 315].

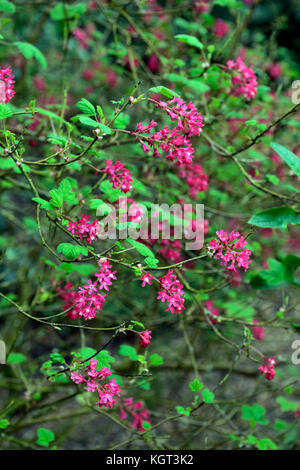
[36, 428, 55, 447]
[0, 419, 10, 429]
[270, 142, 300, 179]
[76, 98, 96, 116]
[202, 388, 215, 403]
[119, 344, 138, 360]
[126, 239, 155, 259]
[14, 42, 47, 69]
[276, 396, 298, 412]
[78, 116, 112, 134]
[174, 34, 203, 49]
[148, 86, 180, 99]
[113, 113, 130, 129]
[189, 378, 204, 392]
[0, 0, 15, 13]
[248, 206, 300, 229]
[58, 178, 78, 205]
[0, 104, 13, 120]
[176, 406, 191, 416]
[241, 404, 268, 425]
[7, 352, 27, 364]
[149, 353, 164, 366]
[89, 198, 112, 214]
[49, 2, 86, 21]
[57, 243, 88, 260]
[144, 257, 159, 268]
[32, 197, 54, 211]
[49, 189, 63, 208]
[259, 258, 286, 287]
[257, 438, 277, 450]
[49, 353, 65, 364]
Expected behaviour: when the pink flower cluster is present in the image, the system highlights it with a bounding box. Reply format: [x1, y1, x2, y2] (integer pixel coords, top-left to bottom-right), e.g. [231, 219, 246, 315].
[135, 97, 204, 166]
[193, 0, 209, 13]
[178, 163, 208, 199]
[103, 160, 133, 193]
[227, 57, 258, 100]
[73, 28, 90, 49]
[120, 398, 151, 432]
[203, 300, 220, 325]
[139, 329, 152, 348]
[57, 259, 116, 321]
[71, 359, 121, 409]
[295, 407, 300, 419]
[67, 214, 100, 244]
[214, 19, 230, 38]
[207, 230, 252, 272]
[258, 356, 277, 381]
[251, 319, 265, 341]
[0, 67, 15, 103]
[157, 269, 185, 314]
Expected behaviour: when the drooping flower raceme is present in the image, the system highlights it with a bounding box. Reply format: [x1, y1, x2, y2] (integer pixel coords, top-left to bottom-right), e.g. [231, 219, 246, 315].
[139, 329, 152, 348]
[207, 230, 252, 272]
[178, 163, 208, 199]
[227, 57, 258, 100]
[0, 67, 15, 103]
[251, 319, 265, 341]
[203, 300, 220, 324]
[103, 160, 133, 193]
[71, 359, 121, 409]
[119, 398, 151, 432]
[67, 214, 100, 244]
[157, 269, 185, 314]
[258, 356, 277, 381]
[57, 258, 116, 321]
[135, 97, 204, 166]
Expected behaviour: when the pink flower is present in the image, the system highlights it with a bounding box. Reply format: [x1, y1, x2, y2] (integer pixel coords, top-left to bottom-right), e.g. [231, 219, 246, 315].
[135, 97, 204, 167]
[295, 407, 300, 419]
[103, 160, 133, 193]
[207, 230, 252, 272]
[67, 214, 100, 244]
[147, 54, 160, 73]
[214, 19, 230, 38]
[178, 163, 208, 199]
[258, 356, 277, 381]
[193, 0, 209, 12]
[56, 259, 117, 321]
[203, 300, 220, 324]
[251, 319, 265, 341]
[106, 68, 117, 87]
[140, 273, 154, 287]
[139, 329, 152, 348]
[95, 258, 117, 291]
[71, 359, 121, 409]
[33, 75, 46, 92]
[119, 397, 151, 432]
[83, 69, 94, 80]
[157, 269, 185, 314]
[70, 372, 85, 384]
[267, 63, 282, 80]
[0, 67, 15, 103]
[227, 57, 258, 100]
[73, 28, 90, 49]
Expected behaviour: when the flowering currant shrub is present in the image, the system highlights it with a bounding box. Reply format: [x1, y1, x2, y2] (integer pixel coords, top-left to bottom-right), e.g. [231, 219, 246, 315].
[0, 0, 300, 451]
